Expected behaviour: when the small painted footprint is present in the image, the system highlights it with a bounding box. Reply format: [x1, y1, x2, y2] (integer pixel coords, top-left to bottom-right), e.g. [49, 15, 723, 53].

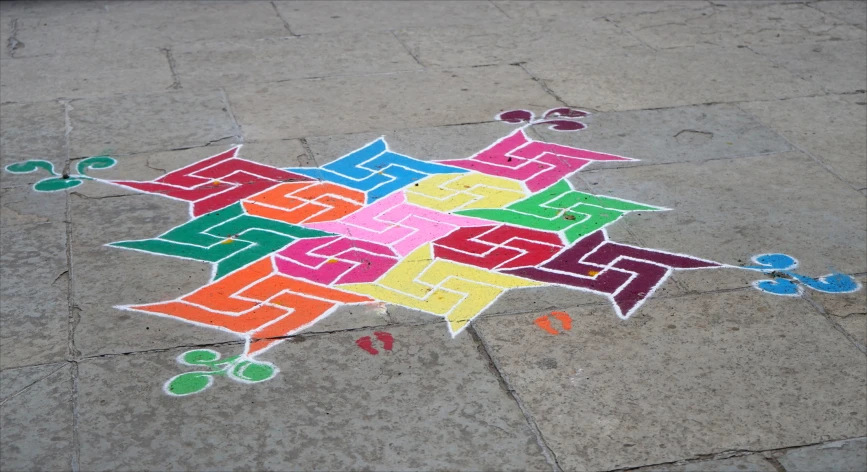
[535, 311, 572, 335]
[356, 331, 394, 355]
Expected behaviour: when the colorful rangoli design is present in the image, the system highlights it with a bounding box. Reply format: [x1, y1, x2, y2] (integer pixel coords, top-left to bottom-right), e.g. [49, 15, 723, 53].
[6, 107, 861, 396]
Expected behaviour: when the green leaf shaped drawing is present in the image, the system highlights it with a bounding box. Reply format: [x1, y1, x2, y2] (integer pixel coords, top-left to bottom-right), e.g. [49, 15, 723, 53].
[76, 156, 116, 175]
[34, 178, 83, 192]
[165, 371, 215, 396]
[164, 348, 278, 396]
[5, 156, 117, 193]
[5, 160, 58, 175]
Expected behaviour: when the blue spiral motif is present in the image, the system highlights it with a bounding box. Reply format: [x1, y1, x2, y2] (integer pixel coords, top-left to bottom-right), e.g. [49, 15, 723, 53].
[742, 253, 860, 296]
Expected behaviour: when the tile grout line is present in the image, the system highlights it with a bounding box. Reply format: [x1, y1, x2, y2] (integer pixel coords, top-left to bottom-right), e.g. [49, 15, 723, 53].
[800, 291, 867, 355]
[487, 0, 512, 19]
[516, 62, 569, 107]
[803, 2, 867, 32]
[601, 15, 658, 53]
[0, 364, 67, 407]
[467, 325, 564, 472]
[297, 137, 318, 168]
[390, 30, 425, 68]
[270, 1, 298, 36]
[613, 435, 867, 472]
[220, 88, 244, 143]
[61, 98, 82, 472]
[578, 148, 815, 174]
[765, 455, 787, 472]
[69, 361, 81, 472]
[162, 47, 182, 90]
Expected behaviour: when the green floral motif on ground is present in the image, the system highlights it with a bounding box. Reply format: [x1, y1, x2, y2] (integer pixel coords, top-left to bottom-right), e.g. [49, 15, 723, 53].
[5, 156, 116, 192]
[165, 348, 278, 396]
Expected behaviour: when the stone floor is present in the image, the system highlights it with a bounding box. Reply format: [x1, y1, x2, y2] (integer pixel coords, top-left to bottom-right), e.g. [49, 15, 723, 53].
[1, 1, 865, 471]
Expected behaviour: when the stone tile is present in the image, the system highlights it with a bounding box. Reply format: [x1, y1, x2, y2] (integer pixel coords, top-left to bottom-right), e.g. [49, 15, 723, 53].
[739, 94, 867, 189]
[0, 362, 64, 401]
[273, 0, 507, 35]
[612, 3, 865, 50]
[0, 48, 173, 103]
[77, 323, 550, 471]
[751, 40, 867, 94]
[777, 437, 867, 472]
[474, 290, 867, 471]
[306, 121, 523, 165]
[0, 1, 108, 19]
[528, 48, 821, 112]
[492, 1, 708, 20]
[0, 101, 66, 186]
[0, 364, 72, 471]
[809, 275, 867, 349]
[0, 221, 68, 370]
[394, 18, 647, 68]
[579, 152, 867, 293]
[228, 66, 560, 141]
[68, 89, 239, 158]
[531, 104, 792, 168]
[809, 1, 867, 30]
[0, 185, 66, 227]
[13, 1, 287, 57]
[173, 32, 420, 89]
[634, 454, 777, 472]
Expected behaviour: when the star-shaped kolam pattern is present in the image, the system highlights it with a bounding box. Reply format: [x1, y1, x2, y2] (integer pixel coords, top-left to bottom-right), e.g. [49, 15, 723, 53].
[112, 132, 720, 358]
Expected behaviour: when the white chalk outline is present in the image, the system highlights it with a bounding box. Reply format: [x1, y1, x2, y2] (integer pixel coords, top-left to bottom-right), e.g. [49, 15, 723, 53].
[435, 128, 638, 192]
[289, 137, 468, 200]
[117, 255, 372, 361]
[274, 235, 400, 285]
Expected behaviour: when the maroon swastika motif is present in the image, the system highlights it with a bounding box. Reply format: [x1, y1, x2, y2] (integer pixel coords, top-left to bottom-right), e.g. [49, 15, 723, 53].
[504, 230, 721, 319]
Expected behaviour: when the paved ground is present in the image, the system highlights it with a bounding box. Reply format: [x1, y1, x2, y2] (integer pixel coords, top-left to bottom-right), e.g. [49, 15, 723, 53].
[1, 1, 866, 471]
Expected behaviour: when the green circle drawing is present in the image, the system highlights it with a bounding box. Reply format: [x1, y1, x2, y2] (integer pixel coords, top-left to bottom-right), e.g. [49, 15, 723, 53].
[165, 372, 214, 396]
[230, 360, 277, 383]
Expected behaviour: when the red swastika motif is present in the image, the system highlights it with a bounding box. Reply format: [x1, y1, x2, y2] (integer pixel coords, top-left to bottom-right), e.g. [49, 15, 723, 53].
[110, 146, 311, 216]
[432, 225, 564, 270]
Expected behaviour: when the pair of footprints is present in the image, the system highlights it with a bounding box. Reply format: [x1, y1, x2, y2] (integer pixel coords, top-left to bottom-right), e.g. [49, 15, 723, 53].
[354, 311, 572, 356]
[355, 331, 394, 355]
[535, 311, 573, 335]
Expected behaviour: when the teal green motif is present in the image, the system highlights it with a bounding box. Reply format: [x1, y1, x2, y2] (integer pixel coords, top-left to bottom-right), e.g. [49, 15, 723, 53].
[457, 180, 663, 242]
[110, 202, 333, 279]
[5, 156, 117, 192]
[165, 348, 277, 396]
